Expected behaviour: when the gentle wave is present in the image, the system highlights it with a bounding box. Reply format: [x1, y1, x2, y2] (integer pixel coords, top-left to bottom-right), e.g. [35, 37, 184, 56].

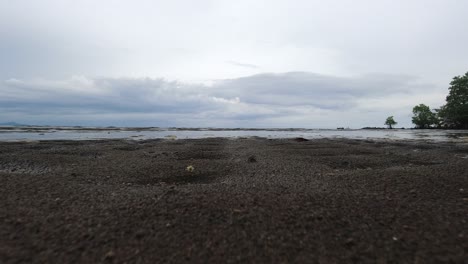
[1, 127, 468, 142]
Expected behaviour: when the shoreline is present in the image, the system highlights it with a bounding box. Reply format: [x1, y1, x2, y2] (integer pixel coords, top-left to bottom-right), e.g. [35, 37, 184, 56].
[1, 138, 467, 263]
[1, 131, 468, 143]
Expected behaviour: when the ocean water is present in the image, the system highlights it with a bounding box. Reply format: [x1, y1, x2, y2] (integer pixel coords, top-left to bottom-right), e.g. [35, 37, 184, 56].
[1, 127, 468, 142]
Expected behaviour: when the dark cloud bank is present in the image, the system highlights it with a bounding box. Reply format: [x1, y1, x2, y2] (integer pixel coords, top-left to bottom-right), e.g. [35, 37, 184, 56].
[1, 72, 443, 128]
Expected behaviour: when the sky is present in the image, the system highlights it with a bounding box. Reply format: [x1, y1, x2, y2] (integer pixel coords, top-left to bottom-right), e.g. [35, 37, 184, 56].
[1, 0, 468, 128]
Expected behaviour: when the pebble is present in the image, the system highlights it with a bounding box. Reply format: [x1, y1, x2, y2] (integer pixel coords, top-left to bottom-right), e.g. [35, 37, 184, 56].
[344, 238, 355, 246]
[104, 250, 115, 260]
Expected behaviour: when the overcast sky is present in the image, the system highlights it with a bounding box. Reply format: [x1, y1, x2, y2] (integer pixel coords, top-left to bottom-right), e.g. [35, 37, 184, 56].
[1, 0, 467, 128]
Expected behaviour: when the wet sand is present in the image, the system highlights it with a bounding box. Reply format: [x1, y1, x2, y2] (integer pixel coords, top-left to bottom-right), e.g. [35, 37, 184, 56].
[1, 138, 467, 263]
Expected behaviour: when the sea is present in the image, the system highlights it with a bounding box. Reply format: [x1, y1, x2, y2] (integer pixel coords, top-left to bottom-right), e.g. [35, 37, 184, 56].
[1, 127, 468, 142]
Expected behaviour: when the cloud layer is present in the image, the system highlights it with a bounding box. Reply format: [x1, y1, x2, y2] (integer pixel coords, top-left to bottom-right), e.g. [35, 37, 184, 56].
[1, 0, 467, 84]
[0, 1, 466, 127]
[1, 72, 447, 128]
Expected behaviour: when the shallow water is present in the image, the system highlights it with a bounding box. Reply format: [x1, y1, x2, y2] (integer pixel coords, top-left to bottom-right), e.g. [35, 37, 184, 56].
[1, 127, 468, 142]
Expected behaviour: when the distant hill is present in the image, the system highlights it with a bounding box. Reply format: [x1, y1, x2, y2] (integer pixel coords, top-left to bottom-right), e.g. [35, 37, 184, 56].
[0, 122, 29, 126]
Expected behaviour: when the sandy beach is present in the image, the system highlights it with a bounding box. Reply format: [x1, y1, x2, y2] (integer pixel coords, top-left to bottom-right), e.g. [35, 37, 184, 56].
[1, 138, 467, 263]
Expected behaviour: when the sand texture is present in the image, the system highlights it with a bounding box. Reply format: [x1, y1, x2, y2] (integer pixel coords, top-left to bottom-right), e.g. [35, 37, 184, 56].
[1, 138, 467, 263]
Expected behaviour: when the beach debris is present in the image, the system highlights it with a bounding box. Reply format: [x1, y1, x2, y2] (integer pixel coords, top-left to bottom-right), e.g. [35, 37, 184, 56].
[248, 155, 257, 163]
[165, 135, 177, 140]
[294, 137, 309, 142]
[186, 165, 195, 172]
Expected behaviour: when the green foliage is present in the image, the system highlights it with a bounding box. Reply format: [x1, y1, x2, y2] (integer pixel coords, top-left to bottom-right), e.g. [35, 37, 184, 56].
[439, 72, 468, 128]
[384, 116, 397, 129]
[412, 104, 437, 128]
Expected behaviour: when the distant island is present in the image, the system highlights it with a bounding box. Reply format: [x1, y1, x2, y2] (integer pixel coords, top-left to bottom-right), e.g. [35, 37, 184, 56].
[0, 122, 29, 127]
[361, 127, 405, 130]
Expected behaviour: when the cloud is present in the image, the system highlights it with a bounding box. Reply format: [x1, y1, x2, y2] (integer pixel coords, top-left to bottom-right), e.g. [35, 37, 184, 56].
[212, 72, 436, 110]
[0, 72, 446, 128]
[2, 0, 467, 84]
[226, 60, 259, 69]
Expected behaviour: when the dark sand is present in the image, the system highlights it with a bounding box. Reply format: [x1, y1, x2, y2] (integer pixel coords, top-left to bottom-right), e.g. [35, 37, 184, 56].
[1, 138, 467, 263]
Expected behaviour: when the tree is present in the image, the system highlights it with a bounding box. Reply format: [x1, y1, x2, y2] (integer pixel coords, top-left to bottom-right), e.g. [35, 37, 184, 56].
[385, 116, 397, 129]
[435, 105, 451, 127]
[439, 72, 468, 128]
[412, 104, 437, 128]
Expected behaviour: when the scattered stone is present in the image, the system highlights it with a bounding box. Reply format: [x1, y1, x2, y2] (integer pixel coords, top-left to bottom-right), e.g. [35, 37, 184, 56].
[248, 156, 257, 163]
[344, 238, 355, 246]
[341, 161, 350, 166]
[103, 250, 115, 260]
[135, 230, 146, 239]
